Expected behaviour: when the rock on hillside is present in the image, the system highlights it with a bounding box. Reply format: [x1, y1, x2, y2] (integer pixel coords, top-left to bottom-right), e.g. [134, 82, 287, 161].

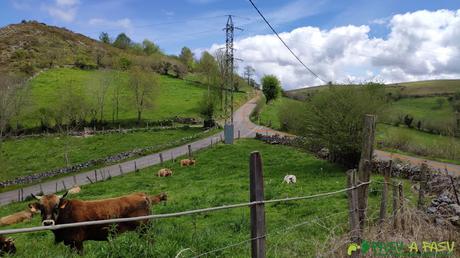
[0, 20, 119, 75]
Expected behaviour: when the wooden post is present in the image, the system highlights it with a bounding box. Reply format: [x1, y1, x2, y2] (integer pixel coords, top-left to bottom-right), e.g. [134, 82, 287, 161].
[159, 153, 164, 164]
[86, 176, 94, 184]
[119, 165, 124, 176]
[94, 170, 98, 182]
[379, 162, 390, 225]
[134, 161, 138, 172]
[17, 190, 20, 202]
[358, 114, 376, 230]
[55, 182, 58, 192]
[188, 144, 192, 158]
[347, 169, 361, 247]
[39, 184, 44, 194]
[62, 181, 67, 190]
[392, 179, 399, 230]
[418, 163, 428, 209]
[171, 152, 174, 163]
[210, 138, 213, 147]
[450, 175, 460, 205]
[249, 151, 266, 258]
[238, 130, 241, 139]
[398, 182, 405, 231]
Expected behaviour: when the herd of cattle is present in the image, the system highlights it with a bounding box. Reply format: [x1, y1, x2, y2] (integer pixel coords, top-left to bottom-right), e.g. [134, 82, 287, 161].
[0, 157, 297, 256]
[0, 158, 198, 256]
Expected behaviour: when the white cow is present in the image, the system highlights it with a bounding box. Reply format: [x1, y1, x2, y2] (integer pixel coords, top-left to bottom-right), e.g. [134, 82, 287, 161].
[283, 175, 297, 184]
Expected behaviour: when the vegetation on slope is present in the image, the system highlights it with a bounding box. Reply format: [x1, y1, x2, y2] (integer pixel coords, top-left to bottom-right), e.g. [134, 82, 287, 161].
[0, 139, 387, 257]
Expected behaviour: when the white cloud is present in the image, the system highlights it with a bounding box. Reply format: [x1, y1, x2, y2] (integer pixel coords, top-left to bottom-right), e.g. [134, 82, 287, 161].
[44, 0, 79, 22]
[206, 9, 460, 89]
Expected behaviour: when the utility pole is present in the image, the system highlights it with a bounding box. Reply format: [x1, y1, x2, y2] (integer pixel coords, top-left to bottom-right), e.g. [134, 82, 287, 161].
[223, 15, 242, 144]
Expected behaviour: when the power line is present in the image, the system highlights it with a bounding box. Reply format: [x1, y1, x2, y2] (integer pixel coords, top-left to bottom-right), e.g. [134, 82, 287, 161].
[247, 0, 328, 84]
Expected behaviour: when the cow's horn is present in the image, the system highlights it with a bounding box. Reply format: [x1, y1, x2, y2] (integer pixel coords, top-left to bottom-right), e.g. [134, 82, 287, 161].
[58, 191, 69, 199]
[31, 193, 42, 200]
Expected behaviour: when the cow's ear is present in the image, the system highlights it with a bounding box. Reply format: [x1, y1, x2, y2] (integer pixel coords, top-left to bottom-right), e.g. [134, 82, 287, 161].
[59, 199, 68, 209]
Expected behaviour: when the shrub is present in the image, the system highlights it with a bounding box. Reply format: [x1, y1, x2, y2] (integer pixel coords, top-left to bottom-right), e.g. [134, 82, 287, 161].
[261, 75, 281, 103]
[285, 84, 386, 168]
[75, 55, 97, 70]
[403, 114, 414, 128]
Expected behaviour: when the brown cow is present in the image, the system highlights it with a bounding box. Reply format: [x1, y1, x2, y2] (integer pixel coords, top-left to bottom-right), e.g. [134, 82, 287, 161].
[157, 168, 172, 177]
[0, 236, 15, 256]
[0, 203, 40, 226]
[180, 158, 196, 167]
[32, 192, 167, 253]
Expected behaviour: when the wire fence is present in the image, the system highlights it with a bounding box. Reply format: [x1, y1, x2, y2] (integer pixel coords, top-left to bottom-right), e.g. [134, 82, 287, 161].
[0, 181, 371, 236]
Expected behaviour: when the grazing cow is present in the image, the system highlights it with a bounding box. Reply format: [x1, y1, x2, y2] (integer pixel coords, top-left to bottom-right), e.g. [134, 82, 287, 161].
[31, 192, 167, 253]
[68, 186, 81, 194]
[157, 168, 172, 177]
[0, 236, 15, 256]
[283, 175, 297, 184]
[0, 203, 40, 226]
[180, 158, 196, 167]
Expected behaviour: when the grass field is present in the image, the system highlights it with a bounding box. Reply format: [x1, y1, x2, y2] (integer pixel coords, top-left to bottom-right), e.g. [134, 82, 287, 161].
[254, 97, 301, 131]
[0, 139, 391, 257]
[376, 124, 460, 165]
[0, 127, 216, 183]
[381, 96, 456, 133]
[17, 68, 250, 128]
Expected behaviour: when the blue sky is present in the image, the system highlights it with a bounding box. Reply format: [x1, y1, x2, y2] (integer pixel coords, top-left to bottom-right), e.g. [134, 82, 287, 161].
[1, 0, 460, 88]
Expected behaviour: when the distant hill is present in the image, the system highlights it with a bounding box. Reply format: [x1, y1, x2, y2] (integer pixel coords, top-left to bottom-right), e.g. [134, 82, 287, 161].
[284, 80, 460, 100]
[0, 20, 123, 75]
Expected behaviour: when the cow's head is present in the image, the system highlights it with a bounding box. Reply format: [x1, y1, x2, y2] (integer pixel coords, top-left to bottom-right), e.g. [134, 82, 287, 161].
[31, 191, 68, 226]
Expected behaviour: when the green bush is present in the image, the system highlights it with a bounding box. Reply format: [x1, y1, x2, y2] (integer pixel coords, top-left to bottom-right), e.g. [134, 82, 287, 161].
[261, 75, 281, 103]
[285, 84, 386, 168]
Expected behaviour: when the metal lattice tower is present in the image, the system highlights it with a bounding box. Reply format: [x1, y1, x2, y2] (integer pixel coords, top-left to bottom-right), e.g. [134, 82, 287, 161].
[223, 15, 242, 124]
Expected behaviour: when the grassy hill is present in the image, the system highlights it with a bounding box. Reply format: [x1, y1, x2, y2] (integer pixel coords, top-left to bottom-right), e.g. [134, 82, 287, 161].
[285, 80, 460, 100]
[15, 68, 250, 129]
[0, 139, 392, 257]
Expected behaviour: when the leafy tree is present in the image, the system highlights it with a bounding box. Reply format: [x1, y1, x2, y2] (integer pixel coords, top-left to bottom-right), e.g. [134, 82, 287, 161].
[99, 32, 111, 44]
[128, 67, 159, 124]
[113, 33, 132, 49]
[198, 93, 216, 128]
[196, 51, 219, 98]
[179, 47, 195, 72]
[243, 65, 255, 86]
[142, 39, 161, 55]
[261, 75, 281, 103]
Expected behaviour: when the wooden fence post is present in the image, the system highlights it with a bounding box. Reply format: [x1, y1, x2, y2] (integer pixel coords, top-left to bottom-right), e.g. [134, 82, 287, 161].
[171, 152, 175, 163]
[55, 182, 58, 192]
[119, 165, 124, 176]
[347, 169, 361, 248]
[17, 190, 20, 202]
[358, 114, 376, 230]
[418, 163, 428, 209]
[238, 130, 241, 139]
[86, 176, 94, 184]
[379, 161, 391, 225]
[188, 145, 192, 158]
[249, 151, 266, 258]
[392, 179, 399, 230]
[94, 170, 98, 182]
[62, 181, 67, 190]
[134, 161, 138, 172]
[449, 175, 460, 205]
[39, 184, 44, 194]
[159, 153, 164, 165]
[398, 182, 405, 231]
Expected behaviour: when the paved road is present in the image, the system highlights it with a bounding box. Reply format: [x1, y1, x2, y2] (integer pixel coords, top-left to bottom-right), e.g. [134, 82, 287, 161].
[1, 95, 458, 205]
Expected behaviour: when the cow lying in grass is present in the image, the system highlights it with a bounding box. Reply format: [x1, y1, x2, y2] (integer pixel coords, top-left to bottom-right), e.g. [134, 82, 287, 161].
[157, 168, 172, 177]
[31, 191, 167, 254]
[180, 158, 196, 167]
[0, 203, 39, 226]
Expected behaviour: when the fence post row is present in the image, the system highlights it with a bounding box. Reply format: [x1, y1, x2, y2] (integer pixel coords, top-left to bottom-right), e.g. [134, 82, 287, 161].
[357, 114, 376, 231]
[347, 169, 361, 248]
[249, 151, 266, 258]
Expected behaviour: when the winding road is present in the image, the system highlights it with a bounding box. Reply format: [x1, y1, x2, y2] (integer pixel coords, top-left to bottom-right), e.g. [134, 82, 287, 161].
[0, 96, 458, 206]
